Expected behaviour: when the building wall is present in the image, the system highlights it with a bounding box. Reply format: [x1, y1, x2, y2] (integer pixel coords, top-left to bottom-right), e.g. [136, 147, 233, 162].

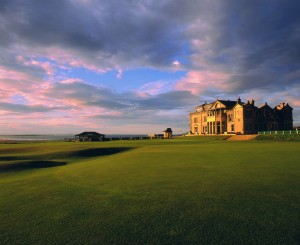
[190, 111, 208, 134]
[243, 104, 258, 134]
[190, 112, 200, 134]
[232, 105, 244, 134]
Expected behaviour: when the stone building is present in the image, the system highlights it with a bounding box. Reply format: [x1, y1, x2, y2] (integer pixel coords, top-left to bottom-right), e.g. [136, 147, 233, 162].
[190, 98, 293, 135]
[163, 128, 173, 139]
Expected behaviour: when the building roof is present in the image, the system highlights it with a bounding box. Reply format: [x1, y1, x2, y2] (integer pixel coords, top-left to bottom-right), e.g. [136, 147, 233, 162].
[163, 128, 173, 132]
[284, 103, 293, 110]
[196, 103, 211, 112]
[75, 131, 105, 137]
[275, 102, 293, 110]
[258, 102, 272, 110]
[196, 99, 240, 111]
[217, 100, 238, 108]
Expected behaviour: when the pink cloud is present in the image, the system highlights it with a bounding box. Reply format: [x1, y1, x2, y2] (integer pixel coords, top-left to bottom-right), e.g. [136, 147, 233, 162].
[15, 46, 110, 74]
[0, 65, 73, 110]
[175, 70, 230, 94]
[0, 66, 32, 82]
[103, 110, 123, 116]
[0, 107, 112, 133]
[16, 56, 55, 76]
[237, 85, 300, 109]
[0, 66, 42, 101]
[290, 100, 300, 107]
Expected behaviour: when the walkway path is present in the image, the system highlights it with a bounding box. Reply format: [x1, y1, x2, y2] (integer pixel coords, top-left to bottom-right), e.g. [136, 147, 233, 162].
[227, 135, 257, 141]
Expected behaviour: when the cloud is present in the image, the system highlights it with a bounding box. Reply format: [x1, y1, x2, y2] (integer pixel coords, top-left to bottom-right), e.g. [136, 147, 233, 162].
[46, 80, 198, 111]
[0, 0, 300, 132]
[137, 80, 174, 95]
[0, 102, 65, 113]
[116, 68, 123, 79]
[137, 90, 198, 110]
[2, 0, 300, 89]
[187, 0, 300, 93]
[0, 0, 196, 71]
[0, 77, 198, 133]
[175, 70, 230, 95]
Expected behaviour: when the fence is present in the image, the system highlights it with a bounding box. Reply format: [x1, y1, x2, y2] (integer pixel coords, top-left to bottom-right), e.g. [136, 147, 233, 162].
[258, 130, 299, 135]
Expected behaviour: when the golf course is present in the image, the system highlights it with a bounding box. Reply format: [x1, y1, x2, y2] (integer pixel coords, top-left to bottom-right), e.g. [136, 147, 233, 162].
[0, 136, 300, 244]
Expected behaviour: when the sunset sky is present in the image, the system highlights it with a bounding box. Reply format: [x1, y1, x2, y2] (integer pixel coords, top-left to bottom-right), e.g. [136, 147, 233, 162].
[0, 0, 299, 134]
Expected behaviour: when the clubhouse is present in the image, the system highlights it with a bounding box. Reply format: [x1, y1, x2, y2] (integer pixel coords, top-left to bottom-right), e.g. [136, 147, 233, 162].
[190, 98, 293, 135]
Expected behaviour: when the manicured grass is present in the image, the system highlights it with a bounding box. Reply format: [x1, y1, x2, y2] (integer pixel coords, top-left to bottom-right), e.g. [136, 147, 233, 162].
[0, 137, 300, 244]
[256, 133, 300, 142]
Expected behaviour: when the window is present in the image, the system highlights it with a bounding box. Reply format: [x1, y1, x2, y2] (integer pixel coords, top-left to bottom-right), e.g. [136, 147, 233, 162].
[231, 124, 235, 132]
[194, 117, 198, 123]
[208, 111, 215, 116]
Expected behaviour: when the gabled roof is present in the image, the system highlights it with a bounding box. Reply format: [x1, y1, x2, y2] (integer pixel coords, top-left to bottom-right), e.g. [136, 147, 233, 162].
[258, 103, 272, 110]
[284, 103, 293, 110]
[195, 102, 213, 112]
[204, 103, 213, 110]
[196, 99, 240, 111]
[75, 131, 105, 137]
[244, 101, 256, 108]
[217, 100, 239, 109]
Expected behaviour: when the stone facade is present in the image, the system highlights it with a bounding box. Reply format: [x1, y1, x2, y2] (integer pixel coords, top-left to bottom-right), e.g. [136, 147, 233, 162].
[190, 98, 293, 135]
[163, 128, 173, 139]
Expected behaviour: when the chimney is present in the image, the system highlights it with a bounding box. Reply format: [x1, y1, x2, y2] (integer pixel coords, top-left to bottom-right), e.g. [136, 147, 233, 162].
[237, 97, 241, 103]
[280, 102, 285, 108]
[250, 99, 255, 106]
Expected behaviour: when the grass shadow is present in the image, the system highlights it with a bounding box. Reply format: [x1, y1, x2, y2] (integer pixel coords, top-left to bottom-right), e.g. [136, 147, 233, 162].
[0, 160, 67, 172]
[64, 147, 133, 158]
[0, 156, 25, 161]
[0, 147, 134, 173]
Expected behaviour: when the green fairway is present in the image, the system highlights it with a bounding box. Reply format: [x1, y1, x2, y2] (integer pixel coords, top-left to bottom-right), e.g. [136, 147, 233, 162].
[0, 137, 300, 244]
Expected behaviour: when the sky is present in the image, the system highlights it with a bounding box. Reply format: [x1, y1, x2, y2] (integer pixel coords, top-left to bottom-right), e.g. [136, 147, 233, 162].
[0, 0, 300, 135]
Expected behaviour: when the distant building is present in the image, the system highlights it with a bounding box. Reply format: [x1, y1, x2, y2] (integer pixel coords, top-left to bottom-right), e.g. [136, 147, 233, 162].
[163, 128, 173, 139]
[75, 132, 105, 141]
[190, 98, 293, 135]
